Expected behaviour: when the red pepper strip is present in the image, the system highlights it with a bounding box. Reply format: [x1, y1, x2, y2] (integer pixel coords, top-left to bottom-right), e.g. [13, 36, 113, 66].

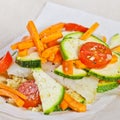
[0, 51, 13, 73]
[117, 80, 120, 84]
[64, 23, 88, 32]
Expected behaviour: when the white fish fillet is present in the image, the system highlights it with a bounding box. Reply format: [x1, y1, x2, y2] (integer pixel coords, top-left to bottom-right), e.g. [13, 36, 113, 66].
[7, 62, 32, 78]
[42, 62, 99, 103]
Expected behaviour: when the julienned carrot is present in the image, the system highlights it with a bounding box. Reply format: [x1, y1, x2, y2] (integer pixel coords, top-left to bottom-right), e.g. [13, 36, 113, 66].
[48, 48, 61, 62]
[41, 45, 59, 59]
[64, 93, 86, 112]
[11, 42, 19, 50]
[44, 50, 59, 62]
[41, 57, 47, 63]
[18, 49, 28, 57]
[53, 50, 63, 64]
[47, 40, 59, 48]
[0, 89, 24, 107]
[18, 41, 34, 50]
[111, 45, 120, 52]
[81, 22, 99, 40]
[27, 21, 44, 53]
[102, 36, 107, 42]
[0, 83, 27, 100]
[11, 39, 33, 51]
[109, 54, 118, 64]
[48, 53, 56, 62]
[41, 31, 63, 44]
[62, 60, 73, 75]
[39, 22, 65, 38]
[74, 60, 87, 69]
[43, 43, 48, 49]
[60, 99, 69, 110]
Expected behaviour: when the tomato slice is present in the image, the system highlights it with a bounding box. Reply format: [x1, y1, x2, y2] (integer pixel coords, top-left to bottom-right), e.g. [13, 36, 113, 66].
[0, 51, 13, 73]
[64, 23, 88, 32]
[18, 80, 41, 108]
[79, 42, 112, 68]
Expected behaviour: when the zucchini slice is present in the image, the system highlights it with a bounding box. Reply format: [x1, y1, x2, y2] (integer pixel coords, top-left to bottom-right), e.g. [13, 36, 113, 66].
[60, 32, 108, 60]
[89, 52, 120, 81]
[97, 80, 119, 93]
[16, 52, 41, 68]
[66, 89, 86, 104]
[33, 69, 64, 114]
[54, 65, 87, 79]
[109, 33, 120, 48]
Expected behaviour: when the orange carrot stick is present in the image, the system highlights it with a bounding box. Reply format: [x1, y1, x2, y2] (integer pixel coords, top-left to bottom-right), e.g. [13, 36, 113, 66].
[102, 36, 107, 42]
[74, 60, 87, 69]
[64, 93, 86, 112]
[43, 43, 48, 49]
[11, 40, 34, 51]
[109, 54, 118, 64]
[81, 22, 99, 40]
[11, 42, 19, 50]
[0, 83, 27, 100]
[27, 20, 44, 54]
[62, 60, 73, 75]
[47, 40, 59, 48]
[41, 45, 59, 59]
[0, 89, 25, 107]
[41, 57, 47, 63]
[111, 45, 120, 53]
[41, 31, 63, 44]
[17, 41, 34, 50]
[48, 53, 56, 62]
[60, 99, 69, 110]
[53, 50, 63, 64]
[18, 49, 28, 57]
[11, 37, 33, 50]
[39, 22, 65, 38]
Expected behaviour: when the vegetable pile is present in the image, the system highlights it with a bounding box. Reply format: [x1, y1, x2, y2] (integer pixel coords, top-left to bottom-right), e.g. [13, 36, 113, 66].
[0, 20, 120, 114]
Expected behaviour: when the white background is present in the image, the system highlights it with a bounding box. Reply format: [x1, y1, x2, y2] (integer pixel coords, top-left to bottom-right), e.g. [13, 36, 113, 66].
[0, 0, 120, 49]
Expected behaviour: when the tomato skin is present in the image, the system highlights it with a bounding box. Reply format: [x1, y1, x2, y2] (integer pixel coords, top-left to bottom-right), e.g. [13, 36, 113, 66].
[18, 80, 41, 108]
[79, 42, 112, 68]
[64, 23, 88, 32]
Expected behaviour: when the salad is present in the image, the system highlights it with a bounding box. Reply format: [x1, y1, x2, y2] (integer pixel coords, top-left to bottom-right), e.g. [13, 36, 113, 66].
[0, 21, 120, 115]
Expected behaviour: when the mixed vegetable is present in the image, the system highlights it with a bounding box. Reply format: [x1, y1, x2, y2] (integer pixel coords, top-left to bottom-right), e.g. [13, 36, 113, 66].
[0, 20, 120, 114]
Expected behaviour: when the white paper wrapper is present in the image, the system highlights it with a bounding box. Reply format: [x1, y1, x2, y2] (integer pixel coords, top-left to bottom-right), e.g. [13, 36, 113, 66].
[0, 93, 118, 120]
[0, 2, 120, 120]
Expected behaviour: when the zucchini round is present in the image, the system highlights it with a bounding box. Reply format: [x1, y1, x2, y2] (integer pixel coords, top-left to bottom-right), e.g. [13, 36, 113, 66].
[89, 52, 120, 81]
[54, 65, 87, 79]
[97, 81, 119, 93]
[16, 52, 41, 68]
[60, 32, 108, 60]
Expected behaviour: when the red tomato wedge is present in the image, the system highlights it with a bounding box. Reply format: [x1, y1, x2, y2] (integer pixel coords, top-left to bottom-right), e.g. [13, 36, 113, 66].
[18, 80, 41, 108]
[64, 23, 88, 32]
[0, 51, 13, 73]
[79, 42, 112, 68]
